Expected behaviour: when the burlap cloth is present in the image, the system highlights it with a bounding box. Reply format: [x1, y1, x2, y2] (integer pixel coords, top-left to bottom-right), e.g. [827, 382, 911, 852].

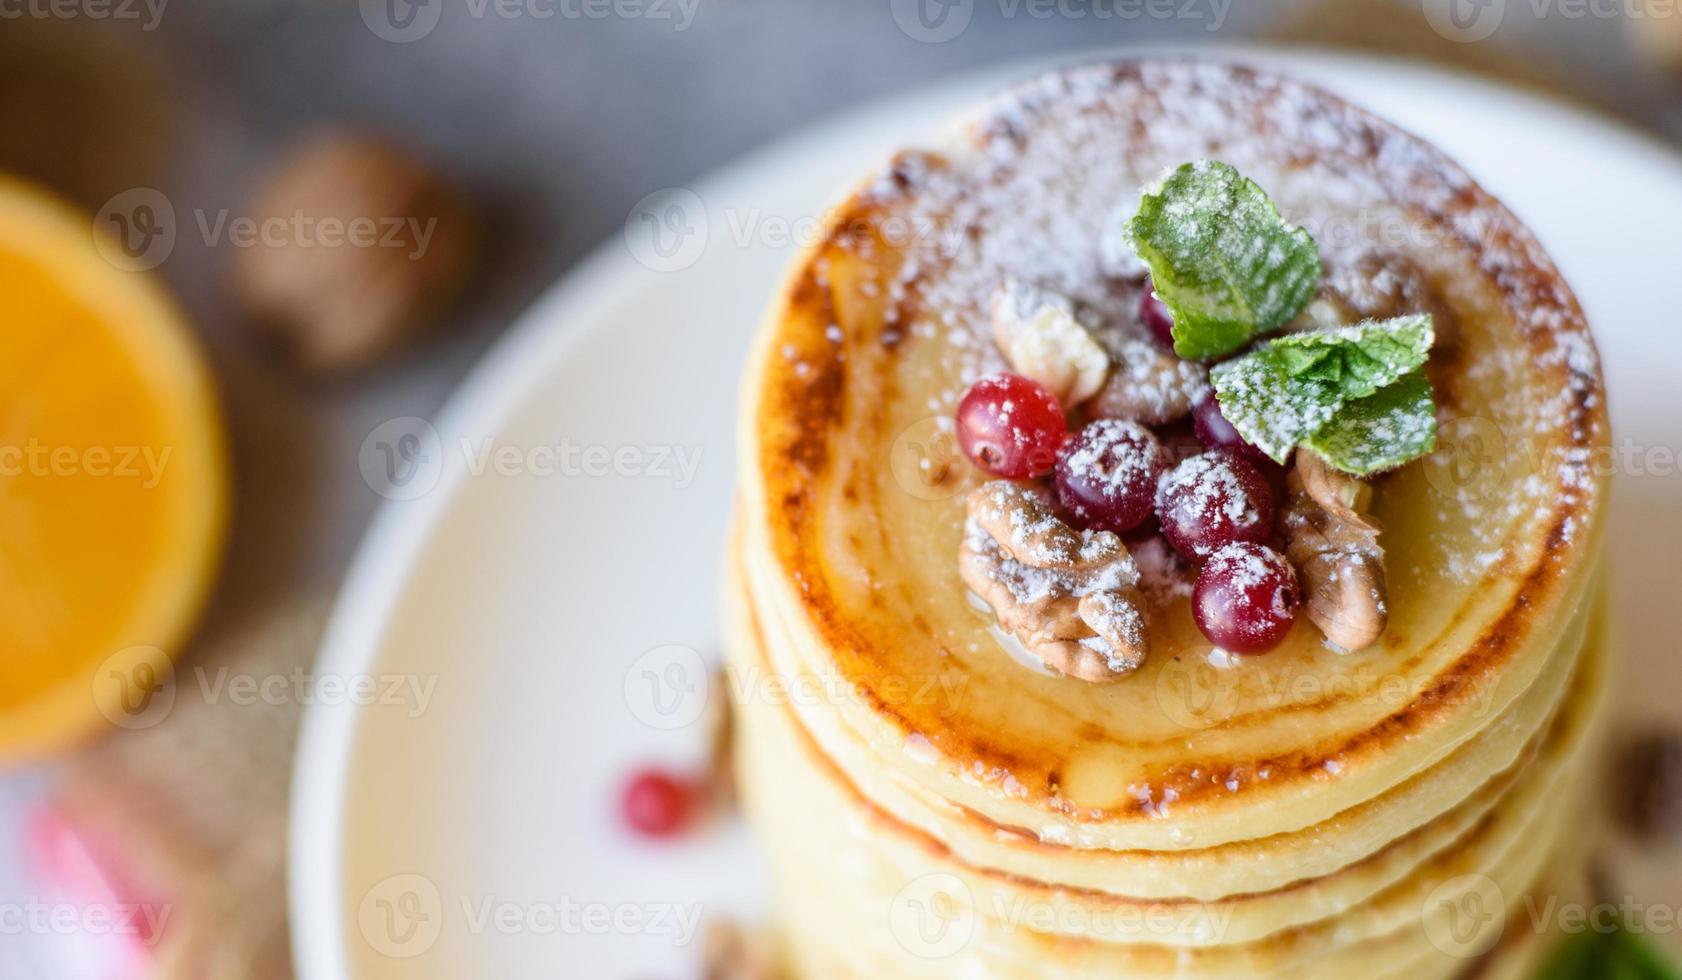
[49, 600, 329, 980]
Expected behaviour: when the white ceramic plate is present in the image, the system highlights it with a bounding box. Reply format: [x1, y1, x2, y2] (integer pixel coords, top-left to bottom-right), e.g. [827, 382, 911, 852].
[290, 47, 1682, 979]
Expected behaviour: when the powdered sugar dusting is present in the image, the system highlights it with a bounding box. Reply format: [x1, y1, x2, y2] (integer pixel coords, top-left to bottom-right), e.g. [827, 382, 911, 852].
[1079, 590, 1148, 673]
[1130, 534, 1196, 605]
[1060, 419, 1161, 503]
[845, 59, 1604, 583]
[1100, 337, 1210, 419]
[962, 516, 1138, 607]
[1157, 453, 1261, 528]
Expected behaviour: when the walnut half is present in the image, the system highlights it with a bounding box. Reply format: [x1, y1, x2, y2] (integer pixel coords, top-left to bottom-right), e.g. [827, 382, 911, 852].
[234, 134, 477, 374]
[1281, 451, 1388, 651]
[1088, 337, 1207, 426]
[959, 481, 1149, 681]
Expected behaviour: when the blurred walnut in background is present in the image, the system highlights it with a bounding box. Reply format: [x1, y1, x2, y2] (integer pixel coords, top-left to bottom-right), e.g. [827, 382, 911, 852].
[234, 135, 478, 375]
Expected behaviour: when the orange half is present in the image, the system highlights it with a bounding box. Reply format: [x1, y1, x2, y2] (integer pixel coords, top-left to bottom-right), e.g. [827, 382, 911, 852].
[0, 176, 227, 760]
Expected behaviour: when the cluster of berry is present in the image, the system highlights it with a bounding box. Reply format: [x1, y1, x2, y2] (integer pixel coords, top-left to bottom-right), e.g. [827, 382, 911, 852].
[956, 293, 1301, 655]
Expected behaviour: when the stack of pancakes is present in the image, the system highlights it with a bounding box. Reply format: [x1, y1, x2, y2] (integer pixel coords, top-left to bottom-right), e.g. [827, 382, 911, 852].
[726, 60, 1610, 978]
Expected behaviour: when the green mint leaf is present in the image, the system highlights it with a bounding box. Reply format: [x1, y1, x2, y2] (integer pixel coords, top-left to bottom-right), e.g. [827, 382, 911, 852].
[1125, 160, 1321, 361]
[1207, 344, 1336, 463]
[1538, 923, 1682, 980]
[1265, 314, 1435, 400]
[1613, 929, 1682, 980]
[1304, 370, 1438, 476]
[1209, 316, 1438, 470]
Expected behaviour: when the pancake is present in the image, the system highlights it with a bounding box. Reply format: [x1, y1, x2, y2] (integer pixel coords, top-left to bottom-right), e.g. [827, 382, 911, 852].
[728, 528, 1604, 926]
[731, 574, 1606, 975]
[739, 517, 1596, 899]
[728, 57, 1611, 977]
[728, 529, 1609, 953]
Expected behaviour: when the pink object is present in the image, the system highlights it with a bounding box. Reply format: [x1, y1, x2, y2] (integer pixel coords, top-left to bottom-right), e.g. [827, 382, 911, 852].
[619, 768, 697, 839]
[1055, 419, 1167, 535]
[26, 804, 168, 977]
[1156, 450, 1279, 561]
[956, 373, 1068, 479]
[1139, 290, 1177, 349]
[1192, 392, 1265, 460]
[1193, 542, 1302, 653]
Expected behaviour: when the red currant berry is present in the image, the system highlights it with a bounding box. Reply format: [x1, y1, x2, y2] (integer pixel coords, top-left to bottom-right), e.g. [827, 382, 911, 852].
[1155, 418, 1206, 469]
[1139, 289, 1177, 349]
[1191, 393, 1287, 488]
[620, 768, 696, 838]
[1192, 392, 1262, 458]
[1193, 543, 1301, 653]
[1156, 451, 1277, 561]
[956, 374, 1067, 479]
[1055, 419, 1167, 534]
